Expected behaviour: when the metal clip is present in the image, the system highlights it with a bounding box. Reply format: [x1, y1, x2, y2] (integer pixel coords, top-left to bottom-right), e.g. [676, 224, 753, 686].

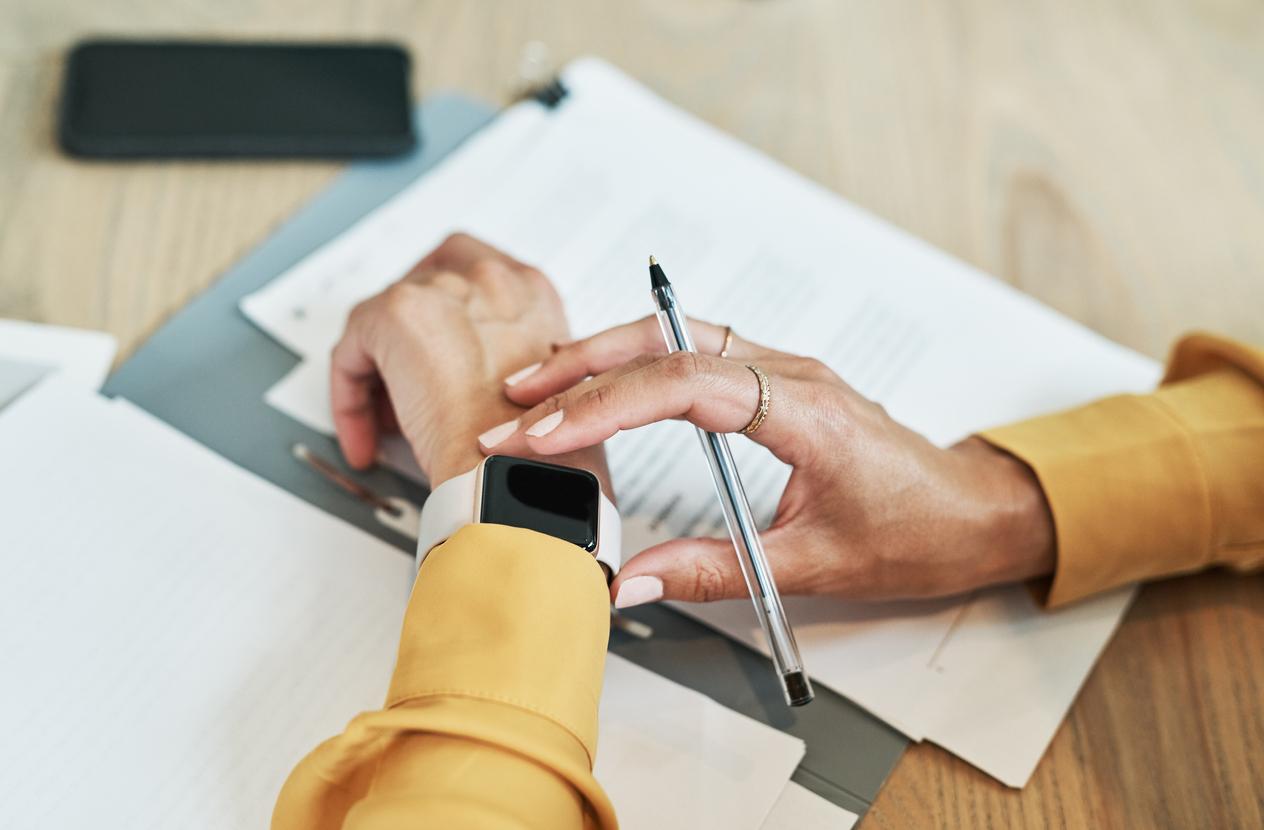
[611, 611, 654, 640]
[291, 444, 645, 637]
[510, 41, 568, 108]
[292, 443, 421, 541]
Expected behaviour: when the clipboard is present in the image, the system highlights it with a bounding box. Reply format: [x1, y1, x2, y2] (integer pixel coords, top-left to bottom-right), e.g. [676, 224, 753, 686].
[102, 85, 908, 820]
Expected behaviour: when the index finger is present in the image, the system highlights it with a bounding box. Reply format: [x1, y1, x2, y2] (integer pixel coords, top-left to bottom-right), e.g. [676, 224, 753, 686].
[491, 352, 818, 468]
[505, 315, 786, 406]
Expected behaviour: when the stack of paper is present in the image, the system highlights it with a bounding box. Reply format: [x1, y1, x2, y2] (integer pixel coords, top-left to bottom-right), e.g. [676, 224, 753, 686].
[0, 377, 807, 829]
[0, 318, 116, 404]
[763, 783, 859, 830]
[239, 57, 1160, 786]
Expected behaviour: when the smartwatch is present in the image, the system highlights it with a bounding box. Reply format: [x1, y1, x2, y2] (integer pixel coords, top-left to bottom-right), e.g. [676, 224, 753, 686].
[416, 454, 621, 577]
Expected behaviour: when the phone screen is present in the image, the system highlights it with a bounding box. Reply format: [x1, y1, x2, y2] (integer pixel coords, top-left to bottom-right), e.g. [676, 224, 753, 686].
[59, 40, 416, 158]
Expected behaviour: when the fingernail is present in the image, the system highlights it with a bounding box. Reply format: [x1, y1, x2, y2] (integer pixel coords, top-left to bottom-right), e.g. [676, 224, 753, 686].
[504, 362, 542, 387]
[614, 576, 664, 609]
[478, 418, 519, 449]
[526, 410, 564, 437]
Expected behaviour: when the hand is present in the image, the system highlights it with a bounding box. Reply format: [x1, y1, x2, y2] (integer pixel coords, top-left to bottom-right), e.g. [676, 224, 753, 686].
[330, 233, 610, 490]
[478, 316, 1056, 605]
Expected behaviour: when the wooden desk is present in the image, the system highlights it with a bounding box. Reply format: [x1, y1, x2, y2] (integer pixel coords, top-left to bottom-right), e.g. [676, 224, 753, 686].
[2, 1, 1260, 826]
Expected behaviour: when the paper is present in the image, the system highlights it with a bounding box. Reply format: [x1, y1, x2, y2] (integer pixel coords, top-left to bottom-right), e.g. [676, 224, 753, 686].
[239, 57, 1162, 786]
[0, 379, 414, 827]
[597, 655, 804, 829]
[675, 583, 1133, 786]
[0, 358, 48, 410]
[0, 318, 116, 406]
[761, 783, 859, 830]
[0, 377, 801, 828]
[912, 582, 1134, 786]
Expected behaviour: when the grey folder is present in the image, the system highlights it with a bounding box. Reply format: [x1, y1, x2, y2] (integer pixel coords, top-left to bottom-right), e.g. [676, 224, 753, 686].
[103, 92, 908, 819]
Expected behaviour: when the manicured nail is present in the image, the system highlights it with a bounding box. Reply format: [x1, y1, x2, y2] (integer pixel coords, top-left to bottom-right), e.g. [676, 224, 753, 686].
[526, 410, 564, 437]
[614, 576, 664, 609]
[478, 418, 519, 449]
[504, 362, 542, 387]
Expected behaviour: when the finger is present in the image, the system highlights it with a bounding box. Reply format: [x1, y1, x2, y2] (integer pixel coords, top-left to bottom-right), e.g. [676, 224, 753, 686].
[413, 232, 527, 277]
[505, 315, 786, 406]
[330, 324, 382, 470]
[502, 317, 664, 405]
[479, 354, 661, 454]
[611, 537, 748, 605]
[610, 522, 817, 606]
[509, 352, 660, 415]
[491, 352, 817, 467]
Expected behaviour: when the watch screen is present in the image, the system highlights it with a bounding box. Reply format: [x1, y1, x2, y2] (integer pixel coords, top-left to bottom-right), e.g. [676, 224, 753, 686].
[479, 456, 600, 552]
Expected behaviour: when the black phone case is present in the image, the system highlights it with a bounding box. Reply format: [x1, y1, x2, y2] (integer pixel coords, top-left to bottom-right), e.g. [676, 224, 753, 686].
[58, 40, 419, 159]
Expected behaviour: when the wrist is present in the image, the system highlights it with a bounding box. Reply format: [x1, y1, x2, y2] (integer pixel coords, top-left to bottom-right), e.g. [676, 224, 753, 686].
[420, 400, 525, 486]
[951, 436, 1056, 585]
[426, 445, 487, 489]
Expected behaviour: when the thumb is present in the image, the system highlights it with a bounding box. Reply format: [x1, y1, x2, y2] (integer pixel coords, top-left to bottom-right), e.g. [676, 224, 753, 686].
[611, 536, 749, 607]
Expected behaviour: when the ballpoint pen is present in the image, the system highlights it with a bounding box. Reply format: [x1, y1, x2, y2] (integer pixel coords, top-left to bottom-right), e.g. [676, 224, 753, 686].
[648, 255, 814, 707]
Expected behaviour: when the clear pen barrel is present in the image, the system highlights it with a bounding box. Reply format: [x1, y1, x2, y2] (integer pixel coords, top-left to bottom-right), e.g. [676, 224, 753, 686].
[653, 286, 812, 706]
[699, 427, 810, 703]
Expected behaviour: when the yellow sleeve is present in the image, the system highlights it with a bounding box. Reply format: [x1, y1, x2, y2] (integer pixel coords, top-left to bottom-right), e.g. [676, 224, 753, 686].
[272, 523, 619, 830]
[980, 333, 1264, 608]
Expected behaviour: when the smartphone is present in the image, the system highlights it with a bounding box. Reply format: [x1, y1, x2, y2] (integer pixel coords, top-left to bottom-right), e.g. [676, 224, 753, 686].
[59, 40, 417, 159]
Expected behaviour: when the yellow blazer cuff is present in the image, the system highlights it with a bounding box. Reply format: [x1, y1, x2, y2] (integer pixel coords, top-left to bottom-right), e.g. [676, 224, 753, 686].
[389, 523, 612, 761]
[981, 391, 1212, 608]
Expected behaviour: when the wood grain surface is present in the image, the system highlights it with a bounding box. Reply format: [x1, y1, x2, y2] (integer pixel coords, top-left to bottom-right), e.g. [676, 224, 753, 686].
[2, 1, 1261, 827]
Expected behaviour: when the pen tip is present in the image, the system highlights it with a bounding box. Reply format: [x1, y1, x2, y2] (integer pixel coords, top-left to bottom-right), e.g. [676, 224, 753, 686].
[648, 256, 669, 289]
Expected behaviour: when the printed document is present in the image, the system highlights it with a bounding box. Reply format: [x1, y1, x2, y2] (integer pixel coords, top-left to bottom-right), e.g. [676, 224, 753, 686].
[241, 58, 1161, 785]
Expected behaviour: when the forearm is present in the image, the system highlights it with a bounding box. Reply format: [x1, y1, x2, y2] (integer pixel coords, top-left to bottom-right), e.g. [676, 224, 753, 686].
[273, 525, 617, 830]
[338, 712, 586, 829]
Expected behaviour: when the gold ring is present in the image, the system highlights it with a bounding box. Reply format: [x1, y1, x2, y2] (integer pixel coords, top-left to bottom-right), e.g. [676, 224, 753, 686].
[739, 365, 771, 435]
[719, 326, 735, 359]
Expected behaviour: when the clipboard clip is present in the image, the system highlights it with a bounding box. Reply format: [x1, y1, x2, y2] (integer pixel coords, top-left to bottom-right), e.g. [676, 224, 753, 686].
[292, 443, 421, 541]
[511, 41, 569, 109]
[526, 77, 568, 108]
[291, 442, 650, 638]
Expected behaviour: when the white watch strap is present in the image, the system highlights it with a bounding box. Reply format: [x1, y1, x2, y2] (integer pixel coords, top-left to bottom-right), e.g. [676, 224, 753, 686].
[415, 462, 621, 577]
[596, 492, 621, 575]
[415, 468, 477, 572]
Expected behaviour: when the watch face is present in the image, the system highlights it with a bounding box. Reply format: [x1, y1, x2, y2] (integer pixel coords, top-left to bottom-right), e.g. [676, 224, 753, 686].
[479, 456, 600, 552]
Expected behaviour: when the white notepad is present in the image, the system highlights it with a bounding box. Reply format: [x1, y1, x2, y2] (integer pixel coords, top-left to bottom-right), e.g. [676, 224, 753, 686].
[0, 318, 116, 407]
[238, 57, 1159, 786]
[0, 378, 802, 829]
